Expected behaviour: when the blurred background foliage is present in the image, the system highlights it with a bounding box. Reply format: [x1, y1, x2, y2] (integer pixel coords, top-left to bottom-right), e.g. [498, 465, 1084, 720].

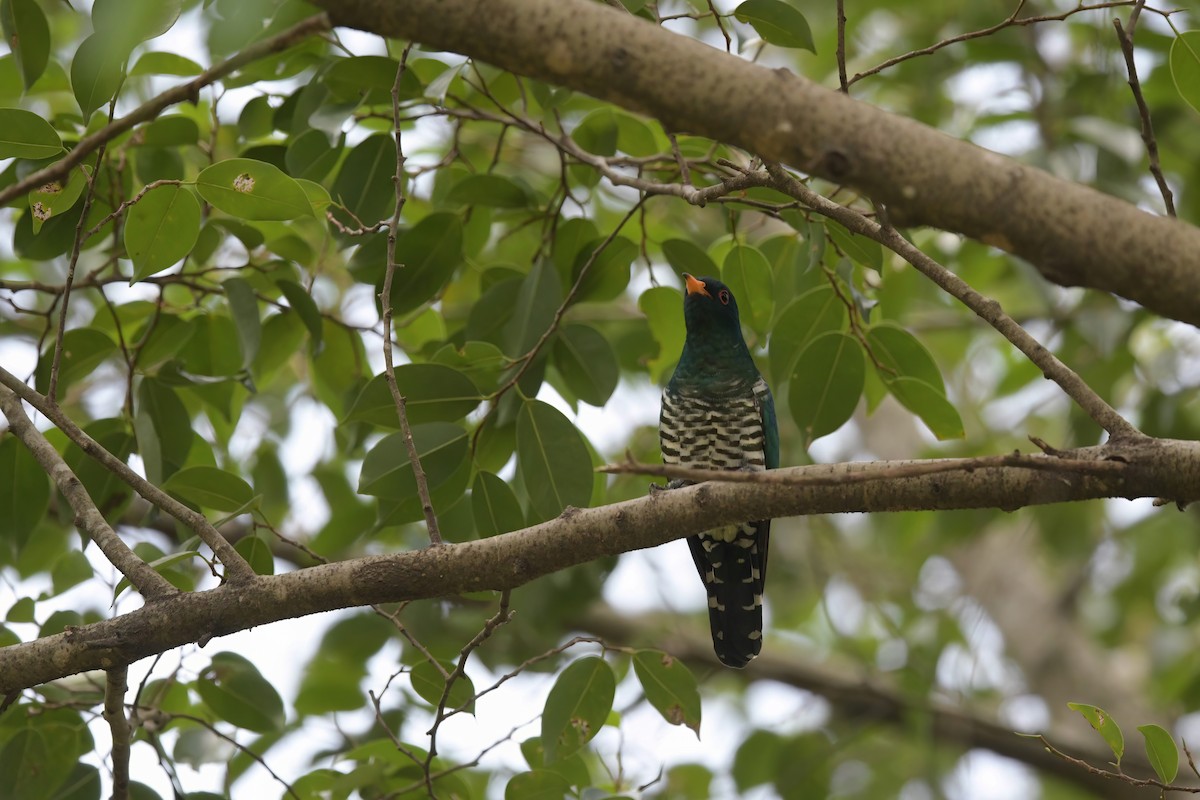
[1, 0, 1199, 797]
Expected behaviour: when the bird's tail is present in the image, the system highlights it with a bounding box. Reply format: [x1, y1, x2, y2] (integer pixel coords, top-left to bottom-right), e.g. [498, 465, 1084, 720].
[687, 523, 769, 668]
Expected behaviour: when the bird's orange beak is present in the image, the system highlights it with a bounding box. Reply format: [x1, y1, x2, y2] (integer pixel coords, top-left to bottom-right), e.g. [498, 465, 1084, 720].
[684, 273, 709, 297]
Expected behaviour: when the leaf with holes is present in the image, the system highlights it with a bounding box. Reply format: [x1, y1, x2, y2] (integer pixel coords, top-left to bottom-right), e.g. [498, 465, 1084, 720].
[632, 650, 701, 735]
[541, 656, 615, 763]
[197, 158, 310, 221]
[1068, 702, 1124, 765]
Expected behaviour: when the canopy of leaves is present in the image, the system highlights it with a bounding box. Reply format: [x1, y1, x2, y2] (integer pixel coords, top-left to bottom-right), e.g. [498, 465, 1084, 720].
[1, 0, 1199, 798]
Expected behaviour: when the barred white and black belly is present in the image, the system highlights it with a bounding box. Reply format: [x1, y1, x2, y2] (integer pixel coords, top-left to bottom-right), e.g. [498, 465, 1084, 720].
[660, 377, 771, 668]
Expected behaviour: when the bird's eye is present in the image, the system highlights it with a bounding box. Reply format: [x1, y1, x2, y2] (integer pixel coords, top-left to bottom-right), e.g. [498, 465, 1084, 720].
[718, 289, 731, 305]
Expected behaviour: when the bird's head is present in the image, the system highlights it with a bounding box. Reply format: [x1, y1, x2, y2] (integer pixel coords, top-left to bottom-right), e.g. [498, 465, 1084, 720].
[682, 273, 744, 342]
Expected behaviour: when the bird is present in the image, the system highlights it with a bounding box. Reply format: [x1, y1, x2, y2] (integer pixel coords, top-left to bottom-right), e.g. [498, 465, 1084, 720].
[659, 272, 778, 668]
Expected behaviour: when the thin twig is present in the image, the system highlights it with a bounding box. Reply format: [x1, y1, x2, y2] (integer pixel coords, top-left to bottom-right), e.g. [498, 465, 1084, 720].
[847, 0, 1138, 87]
[423, 591, 513, 794]
[836, 0, 849, 93]
[48, 132, 110, 402]
[104, 667, 131, 800]
[0, 13, 331, 208]
[762, 162, 1143, 440]
[164, 712, 301, 800]
[601, 449, 1127, 485]
[0, 384, 177, 599]
[381, 46, 442, 546]
[0, 368, 257, 583]
[1114, 5, 1176, 216]
[1033, 733, 1200, 792]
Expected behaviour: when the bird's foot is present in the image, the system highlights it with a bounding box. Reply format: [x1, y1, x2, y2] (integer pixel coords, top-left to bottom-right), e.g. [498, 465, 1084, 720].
[649, 478, 696, 495]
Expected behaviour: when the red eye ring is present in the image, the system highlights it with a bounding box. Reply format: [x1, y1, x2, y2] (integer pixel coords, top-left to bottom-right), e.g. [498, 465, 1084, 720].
[718, 289, 731, 305]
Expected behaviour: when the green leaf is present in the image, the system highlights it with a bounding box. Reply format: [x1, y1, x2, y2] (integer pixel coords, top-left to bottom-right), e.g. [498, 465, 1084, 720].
[722, 244, 774, 337]
[1, 0, 50, 90]
[0, 728, 71, 800]
[733, 0, 816, 52]
[223, 277, 261, 369]
[1170, 31, 1200, 115]
[0, 436, 50, 549]
[471, 471, 525, 538]
[196, 652, 285, 733]
[788, 331, 864, 444]
[884, 376, 964, 440]
[505, 770, 572, 800]
[517, 399, 594, 521]
[28, 164, 88, 233]
[504, 259, 563, 358]
[541, 656, 615, 763]
[0, 108, 63, 158]
[767, 286, 848, 384]
[662, 239, 719, 279]
[358, 423, 468, 497]
[827, 223, 883, 271]
[572, 108, 618, 156]
[387, 212, 465, 314]
[1135, 723, 1179, 784]
[141, 115, 200, 147]
[445, 173, 532, 208]
[134, 378, 192, 485]
[92, 0, 182, 43]
[162, 466, 255, 512]
[1068, 702, 1124, 765]
[632, 650, 702, 735]
[274, 279, 324, 351]
[640, 285, 686, 382]
[125, 184, 201, 281]
[34, 328, 116, 395]
[866, 323, 944, 391]
[410, 659, 476, 715]
[343, 364, 481, 427]
[331, 132, 396, 225]
[570, 235, 636, 303]
[178, 315, 243, 377]
[129, 51, 203, 77]
[284, 128, 341, 182]
[65, 418, 135, 515]
[552, 323, 619, 407]
[70, 32, 130, 120]
[196, 158, 310, 221]
[51, 550, 93, 594]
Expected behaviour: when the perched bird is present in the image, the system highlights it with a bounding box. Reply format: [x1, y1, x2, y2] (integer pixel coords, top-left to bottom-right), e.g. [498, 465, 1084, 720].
[659, 273, 778, 668]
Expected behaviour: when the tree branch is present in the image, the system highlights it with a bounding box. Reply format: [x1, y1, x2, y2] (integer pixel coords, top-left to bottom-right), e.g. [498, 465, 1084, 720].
[578, 605, 1159, 800]
[2, 435, 1198, 693]
[0, 386, 177, 600]
[0, 13, 332, 210]
[310, 0, 1200, 328]
[0, 369, 257, 584]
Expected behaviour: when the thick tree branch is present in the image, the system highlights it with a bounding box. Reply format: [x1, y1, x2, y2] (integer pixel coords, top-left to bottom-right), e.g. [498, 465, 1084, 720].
[2, 435, 1198, 693]
[311, 0, 1200, 328]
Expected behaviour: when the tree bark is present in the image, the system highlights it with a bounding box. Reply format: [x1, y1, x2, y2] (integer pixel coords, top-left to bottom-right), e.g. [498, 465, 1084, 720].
[3, 435, 1198, 693]
[311, 0, 1200, 328]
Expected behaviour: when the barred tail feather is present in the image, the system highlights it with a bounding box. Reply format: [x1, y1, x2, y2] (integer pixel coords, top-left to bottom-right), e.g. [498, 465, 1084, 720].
[687, 522, 770, 669]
